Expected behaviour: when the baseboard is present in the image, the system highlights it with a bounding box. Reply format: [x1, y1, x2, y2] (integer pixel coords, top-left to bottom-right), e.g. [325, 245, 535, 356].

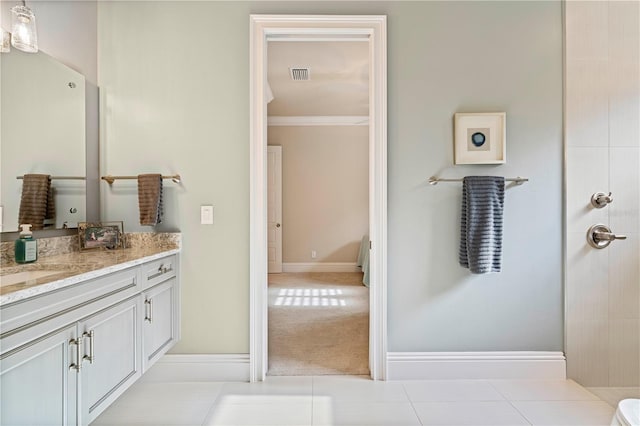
[387, 351, 566, 380]
[282, 262, 360, 273]
[139, 354, 250, 383]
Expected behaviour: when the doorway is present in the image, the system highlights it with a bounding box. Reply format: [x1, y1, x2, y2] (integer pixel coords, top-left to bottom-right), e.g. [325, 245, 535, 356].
[266, 38, 370, 375]
[249, 15, 388, 382]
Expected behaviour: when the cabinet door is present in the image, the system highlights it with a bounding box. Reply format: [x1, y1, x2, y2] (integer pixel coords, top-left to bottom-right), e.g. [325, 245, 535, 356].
[142, 277, 178, 371]
[79, 296, 141, 425]
[0, 325, 78, 426]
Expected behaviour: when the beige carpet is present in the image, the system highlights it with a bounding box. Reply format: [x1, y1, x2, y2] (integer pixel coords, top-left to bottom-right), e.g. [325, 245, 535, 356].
[268, 272, 370, 376]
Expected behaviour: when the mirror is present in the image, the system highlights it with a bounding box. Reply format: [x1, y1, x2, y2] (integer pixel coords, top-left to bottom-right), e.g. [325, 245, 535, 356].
[1, 48, 86, 232]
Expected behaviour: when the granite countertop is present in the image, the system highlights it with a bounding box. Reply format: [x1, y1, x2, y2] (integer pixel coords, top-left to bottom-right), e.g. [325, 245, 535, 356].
[1, 245, 180, 305]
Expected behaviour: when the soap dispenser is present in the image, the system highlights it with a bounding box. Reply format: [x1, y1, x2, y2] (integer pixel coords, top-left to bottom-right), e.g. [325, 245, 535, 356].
[15, 224, 37, 264]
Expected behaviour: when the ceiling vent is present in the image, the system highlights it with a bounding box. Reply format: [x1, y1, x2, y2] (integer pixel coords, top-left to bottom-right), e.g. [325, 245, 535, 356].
[289, 67, 310, 81]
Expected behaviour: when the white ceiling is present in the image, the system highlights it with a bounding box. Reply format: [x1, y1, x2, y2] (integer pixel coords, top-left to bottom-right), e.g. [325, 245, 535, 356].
[267, 41, 369, 117]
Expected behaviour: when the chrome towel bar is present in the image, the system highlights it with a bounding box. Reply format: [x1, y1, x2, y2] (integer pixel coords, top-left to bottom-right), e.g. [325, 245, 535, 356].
[428, 176, 529, 186]
[101, 174, 181, 185]
[16, 176, 86, 180]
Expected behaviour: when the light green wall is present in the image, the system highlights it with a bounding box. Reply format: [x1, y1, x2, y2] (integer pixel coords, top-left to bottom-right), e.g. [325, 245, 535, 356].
[98, 1, 563, 354]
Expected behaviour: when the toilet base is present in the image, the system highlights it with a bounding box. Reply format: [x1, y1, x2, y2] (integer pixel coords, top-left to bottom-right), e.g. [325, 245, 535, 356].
[612, 399, 640, 426]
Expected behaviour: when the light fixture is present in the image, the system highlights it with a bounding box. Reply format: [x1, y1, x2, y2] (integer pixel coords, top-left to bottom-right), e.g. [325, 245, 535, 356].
[0, 28, 10, 53]
[11, 1, 38, 53]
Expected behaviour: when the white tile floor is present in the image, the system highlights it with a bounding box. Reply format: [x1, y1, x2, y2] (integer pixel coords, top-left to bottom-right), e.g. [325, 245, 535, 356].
[588, 387, 640, 408]
[92, 376, 619, 426]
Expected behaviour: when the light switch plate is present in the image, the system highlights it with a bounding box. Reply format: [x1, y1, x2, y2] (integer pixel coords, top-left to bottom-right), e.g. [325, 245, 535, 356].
[201, 205, 214, 225]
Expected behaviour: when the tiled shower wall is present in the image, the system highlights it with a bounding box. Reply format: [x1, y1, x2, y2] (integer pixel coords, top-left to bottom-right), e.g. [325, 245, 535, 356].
[565, 0, 640, 386]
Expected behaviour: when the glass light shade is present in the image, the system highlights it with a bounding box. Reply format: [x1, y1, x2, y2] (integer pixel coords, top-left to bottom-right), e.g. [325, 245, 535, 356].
[1, 28, 10, 53]
[11, 5, 38, 53]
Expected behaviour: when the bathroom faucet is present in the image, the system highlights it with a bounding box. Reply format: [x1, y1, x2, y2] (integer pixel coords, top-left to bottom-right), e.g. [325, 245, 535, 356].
[587, 224, 627, 249]
[593, 230, 627, 242]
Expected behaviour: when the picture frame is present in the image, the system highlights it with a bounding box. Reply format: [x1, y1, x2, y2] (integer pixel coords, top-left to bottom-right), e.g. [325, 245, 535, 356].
[454, 112, 506, 165]
[78, 221, 124, 250]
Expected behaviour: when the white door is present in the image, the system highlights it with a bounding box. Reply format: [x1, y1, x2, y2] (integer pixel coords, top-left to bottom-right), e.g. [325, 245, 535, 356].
[267, 146, 282, 273]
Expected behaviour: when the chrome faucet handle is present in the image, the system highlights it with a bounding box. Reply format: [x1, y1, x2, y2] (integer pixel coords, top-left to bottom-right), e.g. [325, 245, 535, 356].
[591, 192, 613, 208]
[587, 224, 627, 249]
[593, 231, 627, 242]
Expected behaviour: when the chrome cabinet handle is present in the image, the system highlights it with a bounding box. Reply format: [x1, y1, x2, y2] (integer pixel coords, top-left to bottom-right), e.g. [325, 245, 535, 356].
[276, 223, 281, 228]
[157, 264, 170, 274]
[69, 337, 82, 371]
[83, 330, 95, 364]
[144, 299, 153, 323]
[587, 224, 627, 249]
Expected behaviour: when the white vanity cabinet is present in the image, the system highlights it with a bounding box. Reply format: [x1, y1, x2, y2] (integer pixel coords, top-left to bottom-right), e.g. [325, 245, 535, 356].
[0, 324, 79, 425]
[0, 252, 180, 426]
[79, 296, 141, 424]
[140, 254, 179, 371]
[1, 298, 141, 426]
[142, 277, 179, 371]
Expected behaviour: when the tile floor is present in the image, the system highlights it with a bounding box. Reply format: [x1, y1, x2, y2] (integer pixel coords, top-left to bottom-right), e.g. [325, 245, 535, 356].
[93, 376, 619, 426]
[588, 387, 640, 408]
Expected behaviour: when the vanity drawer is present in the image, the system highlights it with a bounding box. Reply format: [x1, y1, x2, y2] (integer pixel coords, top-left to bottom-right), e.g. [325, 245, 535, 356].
[141, 255, 177, 290]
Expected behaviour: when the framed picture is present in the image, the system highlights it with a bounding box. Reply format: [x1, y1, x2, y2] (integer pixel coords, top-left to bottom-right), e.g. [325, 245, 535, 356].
[454, 112, 506, 165]
[78, 221, 124, 250]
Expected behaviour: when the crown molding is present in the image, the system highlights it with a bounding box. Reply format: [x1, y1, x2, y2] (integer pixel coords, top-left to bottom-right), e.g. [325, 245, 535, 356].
[268, 116, 369, 126]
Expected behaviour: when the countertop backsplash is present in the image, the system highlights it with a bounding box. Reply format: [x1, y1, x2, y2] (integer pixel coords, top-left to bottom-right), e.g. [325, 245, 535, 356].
[1, 232, 181, 265]
[125, 232, 181, 250]
[1, 235, 79, 264]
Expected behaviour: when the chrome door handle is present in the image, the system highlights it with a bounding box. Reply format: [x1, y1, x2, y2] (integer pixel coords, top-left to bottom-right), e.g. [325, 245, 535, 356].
[587, 224, 627, 249]
[83, 330, 95, 364]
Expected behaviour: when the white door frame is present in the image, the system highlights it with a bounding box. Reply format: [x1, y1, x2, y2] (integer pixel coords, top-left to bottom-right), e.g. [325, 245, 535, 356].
[249, 14, 388, 382]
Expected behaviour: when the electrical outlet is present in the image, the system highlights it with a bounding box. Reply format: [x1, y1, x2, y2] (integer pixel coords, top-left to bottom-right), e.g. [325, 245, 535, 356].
[200, 205, 214, 225]
[311, 250, 317, 259]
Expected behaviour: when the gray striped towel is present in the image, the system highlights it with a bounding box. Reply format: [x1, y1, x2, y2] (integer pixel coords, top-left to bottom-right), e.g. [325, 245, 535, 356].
[138, 174, 163, 226]
[459, 176, 505, 274]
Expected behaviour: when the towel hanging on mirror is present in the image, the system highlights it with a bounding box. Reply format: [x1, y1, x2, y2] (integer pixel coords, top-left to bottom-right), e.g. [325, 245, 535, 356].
[18, 174, 54, 230]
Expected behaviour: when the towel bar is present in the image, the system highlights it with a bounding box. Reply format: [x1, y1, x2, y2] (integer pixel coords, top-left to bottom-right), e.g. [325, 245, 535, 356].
[428, 176, 528, 185]
[16, 176, 86, 180]
[101, 174, 181, 185]
[16, 176, 87, 180]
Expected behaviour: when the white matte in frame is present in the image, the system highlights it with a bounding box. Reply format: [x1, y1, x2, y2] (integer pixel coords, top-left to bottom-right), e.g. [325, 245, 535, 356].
[454, 112, 506, 165]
